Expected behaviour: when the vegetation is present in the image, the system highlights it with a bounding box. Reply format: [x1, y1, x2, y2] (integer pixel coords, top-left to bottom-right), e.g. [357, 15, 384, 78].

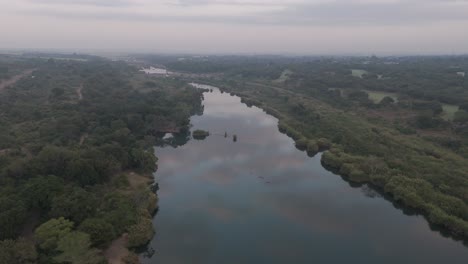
[0, 55, 204, 263]
[192, 129, 210, 140]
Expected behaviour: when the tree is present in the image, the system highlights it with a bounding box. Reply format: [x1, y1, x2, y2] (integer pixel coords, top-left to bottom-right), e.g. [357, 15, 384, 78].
[33, 146, 73, 177]
[127, 217, 154, 248]
[0, 195, 27, 240]
[66, 159, 101, 186]
[51, 87, 65, 98]
[129, 148, 156, 173]
[49, 187, 97, 224]
[54, 231, 105, 264]
[379, 96, 395, 106]
[34, 217, 74, 252]
[21, 175, 64, 210]
[454, 110, 468, 123]
[78, 218, 116, 246]
[0, 238, 37, 264]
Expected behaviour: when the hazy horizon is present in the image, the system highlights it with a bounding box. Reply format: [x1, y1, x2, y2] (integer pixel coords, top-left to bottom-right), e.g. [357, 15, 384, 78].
[2, 0, 468, 55]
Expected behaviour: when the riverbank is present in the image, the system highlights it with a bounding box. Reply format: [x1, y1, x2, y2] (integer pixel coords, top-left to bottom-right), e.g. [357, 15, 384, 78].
[105, 172, 158, 264]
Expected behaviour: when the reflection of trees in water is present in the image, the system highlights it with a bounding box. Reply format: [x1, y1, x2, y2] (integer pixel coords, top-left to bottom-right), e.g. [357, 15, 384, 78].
[156, 130, 191, 148]
[193, 104, 204, 116]
[360, 185, 381, 198]
[143, 247, 155, 258]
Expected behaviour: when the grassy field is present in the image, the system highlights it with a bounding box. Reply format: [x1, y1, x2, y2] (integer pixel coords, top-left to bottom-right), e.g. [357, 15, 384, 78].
[364, 90, 398, 103]
[274, 69, 293, 83]
[351, 69, 368, 78]
[441, 103, 460, 121]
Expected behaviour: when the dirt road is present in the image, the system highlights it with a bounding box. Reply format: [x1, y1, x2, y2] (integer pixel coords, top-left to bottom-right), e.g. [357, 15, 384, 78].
[0, 69, 35, 90]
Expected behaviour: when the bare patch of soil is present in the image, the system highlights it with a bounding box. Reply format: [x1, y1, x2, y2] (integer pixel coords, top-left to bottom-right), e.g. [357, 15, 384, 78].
[0, 69, 35, 90]
[104, 234, 130, 264]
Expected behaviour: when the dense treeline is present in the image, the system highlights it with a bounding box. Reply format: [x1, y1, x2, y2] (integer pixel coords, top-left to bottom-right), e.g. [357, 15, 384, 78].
[0, 56, 203, 263]
[155, 55, 468, 240]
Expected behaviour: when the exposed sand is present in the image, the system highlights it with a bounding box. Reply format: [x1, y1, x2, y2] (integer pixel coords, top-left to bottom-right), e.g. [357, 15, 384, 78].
[104, 234, 130, 264]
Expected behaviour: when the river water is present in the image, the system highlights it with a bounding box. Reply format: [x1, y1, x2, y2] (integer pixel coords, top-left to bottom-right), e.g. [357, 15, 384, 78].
[142, 84, 468, 264]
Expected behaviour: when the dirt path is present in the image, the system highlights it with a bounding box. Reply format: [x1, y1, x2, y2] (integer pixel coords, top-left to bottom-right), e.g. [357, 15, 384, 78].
[77, 84, 83, 100]
[104, 234, 130, 264]
[0, 69, 35, 91]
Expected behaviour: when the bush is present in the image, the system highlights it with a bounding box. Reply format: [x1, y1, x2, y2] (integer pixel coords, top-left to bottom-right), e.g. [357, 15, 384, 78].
[295, 138, 308, 150]
[78, 218, 116, 246]
[192, 130, 210, 140]
[321, 151, 343, 170]
[306, 141, 319, 156]
[316, 138, 331, 150]
[0, 238, 37, 264]
[127, 216, 154, 248]
[34, 217, 74, 252]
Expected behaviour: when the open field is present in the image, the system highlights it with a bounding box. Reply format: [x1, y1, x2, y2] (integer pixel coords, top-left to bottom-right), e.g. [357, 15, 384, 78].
[273, 69, 293, 83]
[442, 103, 460, 121]
[364, 90, 398, 103]
[351, 69, 368, 78]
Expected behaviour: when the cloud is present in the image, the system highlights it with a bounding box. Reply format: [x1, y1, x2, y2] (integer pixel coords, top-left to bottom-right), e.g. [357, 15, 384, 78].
[274, 0, 468, 25]
[26, 0, 134, 6]
[1, 0, 467, 54]
[9, 0, 468, 26]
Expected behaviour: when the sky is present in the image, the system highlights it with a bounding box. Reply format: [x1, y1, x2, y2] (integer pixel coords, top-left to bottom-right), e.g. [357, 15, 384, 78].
[1, 0, 468, 55]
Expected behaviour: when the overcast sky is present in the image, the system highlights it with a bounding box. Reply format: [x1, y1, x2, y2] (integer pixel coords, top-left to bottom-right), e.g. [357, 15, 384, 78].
[1, 0, 468, 55]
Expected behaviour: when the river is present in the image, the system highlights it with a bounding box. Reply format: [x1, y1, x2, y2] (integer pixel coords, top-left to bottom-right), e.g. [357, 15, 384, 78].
[142, 84, 468, 264]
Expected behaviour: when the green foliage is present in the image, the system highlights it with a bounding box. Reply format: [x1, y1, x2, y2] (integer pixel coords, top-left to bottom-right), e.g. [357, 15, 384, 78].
[99, 193, 138, 235]
[0, 238, 37, 264]
[414, 113, 446, 129]
[127, 216, 154, 248]
[294, 138, 308, 150]
[33, 146, 74, 177]
[49, 187, 97, 224]
[316, 138, 331, 150]
[379, 96, 395, 106]
[306, 140, 319, 155]
[454, 110, 468, 123]
[34, 217, 74, 252]
[21, 175, 64, 210]
[0, 58, 200, 249]
[0, 193, 28, 240]
[54, 231, 105, 264]
[192, 129, 210, 140]
[129, 148, 157, 173]
[78, 218, 116, 246]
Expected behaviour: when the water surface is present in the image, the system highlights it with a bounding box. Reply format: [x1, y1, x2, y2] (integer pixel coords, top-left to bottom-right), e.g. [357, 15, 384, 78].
[143, 84, 468, 264]
[140, 67, 168, 74]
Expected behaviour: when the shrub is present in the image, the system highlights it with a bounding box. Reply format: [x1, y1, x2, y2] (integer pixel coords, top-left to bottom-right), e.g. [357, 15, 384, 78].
[295, 138, 308, 151]
[306, 141, 319, 156]
[78, 218, 116, 246]
[192, 130, 210, 140]
[127, 216, 154, 248]
[316, 138, 331, 150]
